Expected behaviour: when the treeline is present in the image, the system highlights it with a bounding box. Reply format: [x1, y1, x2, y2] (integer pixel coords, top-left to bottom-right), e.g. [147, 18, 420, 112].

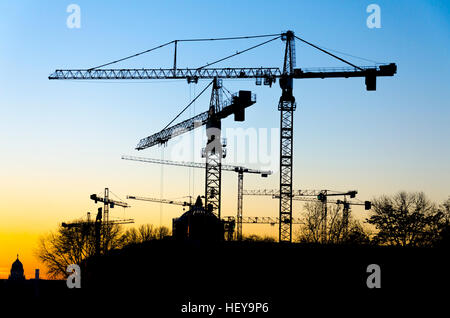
[37, 223, 171, 279]
[296, 191, 450, 247]
[37, 191, 449, 278]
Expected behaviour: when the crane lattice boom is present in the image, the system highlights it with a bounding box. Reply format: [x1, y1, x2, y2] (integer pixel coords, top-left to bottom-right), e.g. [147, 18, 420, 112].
[136, 90, 256, 150]
[122, 155, 271, 176]
[127, 195, 191, 207]
[243, 189, 357, 197]
[49, 65, 396, 82]
[224, 216, 303, 225]
[62, 219, 134, 228]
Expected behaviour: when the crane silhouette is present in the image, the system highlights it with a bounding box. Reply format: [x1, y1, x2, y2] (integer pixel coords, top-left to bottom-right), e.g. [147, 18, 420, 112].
[49, 30, 396, 242]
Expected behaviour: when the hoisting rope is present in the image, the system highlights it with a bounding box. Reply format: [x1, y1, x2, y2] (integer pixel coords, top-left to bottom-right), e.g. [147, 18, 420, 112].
[195, 35, 281, 70]
[294, 35, 363, 71]
[161, 80, 213, 130]
[86, 32, 379, 73]
[87, 33, 282, 71]
[87, 40, 175, 71]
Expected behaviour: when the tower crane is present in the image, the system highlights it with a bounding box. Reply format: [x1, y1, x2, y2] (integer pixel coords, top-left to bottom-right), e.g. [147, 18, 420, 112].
[90, 188, 130, 224]
[122, 155, 271, 240]
[49, 30, 397, 242]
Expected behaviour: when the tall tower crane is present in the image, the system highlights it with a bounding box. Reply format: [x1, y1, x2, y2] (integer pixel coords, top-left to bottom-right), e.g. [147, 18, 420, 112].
[122, 155, 271, 240]
[90, 188, 130, 224]
[49, 30, 397, 242]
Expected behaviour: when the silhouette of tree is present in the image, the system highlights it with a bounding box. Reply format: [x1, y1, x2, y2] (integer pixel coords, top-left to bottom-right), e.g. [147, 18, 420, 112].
[36, 221, 123, 279]
[155, 225, 171, 240]
[435, 197, 450, 246]
[367, 192, 446, 246]
[345, 221, 370, 244]
[296, 202, 368, 244]
[297, 202, 322, 243]
[441, 197, 450, 223]
[120, 224, 171, 245]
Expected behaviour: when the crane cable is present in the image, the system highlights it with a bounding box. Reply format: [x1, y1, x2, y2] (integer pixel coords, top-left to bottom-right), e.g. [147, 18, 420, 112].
[313, 46, 381, 64]
[109, 190, 128, 220]
[161, 80, 212, 130]
[196, 35, 281, 70]
[294, 35, 363, 71]
[87, 40, 175, 71]
[87, 33, 282, 71]
[86, 32, 379, 72]
[109, 190, 126, 204]
[176, 33, 282, 42]
[222, 85, 233, 100]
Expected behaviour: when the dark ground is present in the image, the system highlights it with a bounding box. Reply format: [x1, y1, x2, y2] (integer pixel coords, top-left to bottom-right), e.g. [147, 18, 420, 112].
[1, 241, 448, 315]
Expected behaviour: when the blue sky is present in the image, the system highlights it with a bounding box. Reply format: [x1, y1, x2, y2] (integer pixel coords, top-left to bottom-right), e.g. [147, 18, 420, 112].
[0, 0, 449, 234]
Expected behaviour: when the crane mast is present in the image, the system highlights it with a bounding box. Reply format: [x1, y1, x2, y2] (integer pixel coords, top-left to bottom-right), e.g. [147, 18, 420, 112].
[278, 31, 296, 242]
[204, 78, 224, 217]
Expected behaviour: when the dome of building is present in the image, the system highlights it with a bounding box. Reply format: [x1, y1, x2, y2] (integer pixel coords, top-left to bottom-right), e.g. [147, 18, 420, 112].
[8, 255, 25, 280]
[172, 196, 224, 241]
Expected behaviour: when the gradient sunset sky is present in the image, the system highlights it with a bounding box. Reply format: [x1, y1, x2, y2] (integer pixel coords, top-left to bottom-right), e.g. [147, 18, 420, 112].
[0, 0, 449, 279]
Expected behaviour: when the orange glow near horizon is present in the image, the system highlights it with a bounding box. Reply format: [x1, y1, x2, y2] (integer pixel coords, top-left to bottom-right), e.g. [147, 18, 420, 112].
[0, 182, 287, 280]
[0, 230, 43, 279]
[1, 161, 445, 280]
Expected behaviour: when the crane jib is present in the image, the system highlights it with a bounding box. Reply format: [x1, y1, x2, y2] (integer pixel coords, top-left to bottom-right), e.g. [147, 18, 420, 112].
[136, 90, 256, 151]
[48, 64, 396, 81]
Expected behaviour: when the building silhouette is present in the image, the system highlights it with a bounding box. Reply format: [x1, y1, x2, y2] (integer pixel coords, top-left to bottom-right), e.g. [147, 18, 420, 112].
[172, 196, 224, 241]
[8, 255, 25, 281]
